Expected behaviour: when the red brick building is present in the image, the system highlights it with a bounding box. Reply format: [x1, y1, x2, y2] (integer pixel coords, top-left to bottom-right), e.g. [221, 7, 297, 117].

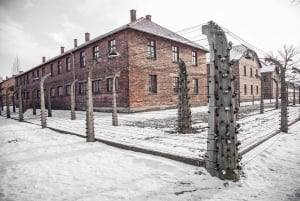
[230, 45, 262, 104]
[260, 62, 280, 99]
[0, 76, 16, 108]
[14, 10, 208, 112]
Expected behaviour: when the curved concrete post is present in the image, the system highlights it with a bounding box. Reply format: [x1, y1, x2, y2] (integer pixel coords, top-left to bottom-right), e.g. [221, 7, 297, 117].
[6, 87, 11, 118]
[40, 73, 51, 128]
[70, 79, 78, 120]
[18, 86, 24, 122]
[112, 72, 120, 126]
[86, 61, 97, 142]
[47, 87, 52, 117]
[32, 89, 37, 115]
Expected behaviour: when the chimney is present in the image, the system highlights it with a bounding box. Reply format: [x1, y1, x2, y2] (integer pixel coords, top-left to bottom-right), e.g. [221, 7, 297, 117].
[74, 38, 78, 48]
[130, 9, 136, 22]
[146, 15, 151, 21]
[85, 32, 90, 42]
[61, 46, 64, 54]
[42, 57, 46, 63]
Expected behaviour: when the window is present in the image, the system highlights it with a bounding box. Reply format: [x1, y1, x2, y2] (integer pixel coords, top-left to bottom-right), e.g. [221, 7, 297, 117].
[243, 66, 246, 76]
[92, 80, 101, 93]
[50, 88, 55, 97]
[66, 57, 71, 72]
[79, 82, 86, 95]
[250, 68, 253, 77]
[251, 85, 253, 95]
[50, 64, 54, 76]
[57, 61, 62, 74]
[108, 39, 116, 52]
[37, 90, 40, 98]
[93, 46, 100, 60]
[244, 84, 247, 94]
[147, 40, 156, 59]
[106, 78, 119, 93]
[263, 76, 267, 82]
[192, 51, 197, 66]
[256, 86, 259, 94]
[193, 79, 199, 94]
[149, 75, 157, 94]
[42, 67, 45, 76]
[58, 86, 63, 96]
[66, 85, 71, 96]
[173, 77, 179, 93]
[32, 71, 35, 78]
[26, 74, 29, 84]
[37, 69, 39, 78]
[172, 45, 179, 62]
[80, 51, 86, 68]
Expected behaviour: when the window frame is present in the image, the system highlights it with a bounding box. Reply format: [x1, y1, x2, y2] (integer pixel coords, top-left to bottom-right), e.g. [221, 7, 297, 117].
[57, 60, 62, 74]
[80, 51, 86, 68]
[147, 39, 156, 59]
[93, 46, 100, 61]
[172, 45, 179, 63]
[57, 86, 64, 96]
[79, 82, 87, 95]
[192, 50, 197, 66]
[148, 75, 157, 94]
[66, 57, 71, 72]
[92, 79, 101, 94]
[193, 78, 199, 94]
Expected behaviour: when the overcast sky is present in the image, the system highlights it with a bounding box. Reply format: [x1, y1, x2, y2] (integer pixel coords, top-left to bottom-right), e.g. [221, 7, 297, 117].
[0, 0, 299, 79]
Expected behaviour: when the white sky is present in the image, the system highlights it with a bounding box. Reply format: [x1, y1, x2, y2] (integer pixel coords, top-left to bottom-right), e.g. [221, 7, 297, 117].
[0, 0, 299, 79]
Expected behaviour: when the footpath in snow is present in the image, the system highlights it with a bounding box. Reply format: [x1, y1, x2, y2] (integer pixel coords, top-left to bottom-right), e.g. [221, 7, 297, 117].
[0, 116, 300, 201]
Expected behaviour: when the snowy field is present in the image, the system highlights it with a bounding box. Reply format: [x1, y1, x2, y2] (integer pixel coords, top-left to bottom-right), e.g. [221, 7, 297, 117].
[0, 116, 300, 201]
[2, 103, 299, 162]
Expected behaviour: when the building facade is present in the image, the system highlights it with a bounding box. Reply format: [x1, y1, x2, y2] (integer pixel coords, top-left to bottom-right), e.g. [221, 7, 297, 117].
[260, 62, 280, 99]
[230, 45, 262, 104]
[0, 76, 16, 109]
[14, 10, 208, 113]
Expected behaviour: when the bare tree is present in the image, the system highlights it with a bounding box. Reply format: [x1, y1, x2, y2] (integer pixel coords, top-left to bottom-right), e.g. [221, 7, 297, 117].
[265, 45, 299, 133]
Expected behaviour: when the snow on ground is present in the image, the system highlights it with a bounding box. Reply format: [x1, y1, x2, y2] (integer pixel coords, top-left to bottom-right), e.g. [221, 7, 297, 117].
[0, 116, 300, 201]
[3, 103, 299, 161]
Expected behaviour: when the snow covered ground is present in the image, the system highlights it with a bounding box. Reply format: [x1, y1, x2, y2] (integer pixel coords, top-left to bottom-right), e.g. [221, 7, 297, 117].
[0, 116, 300, 201]
[3, 103, 299, 162]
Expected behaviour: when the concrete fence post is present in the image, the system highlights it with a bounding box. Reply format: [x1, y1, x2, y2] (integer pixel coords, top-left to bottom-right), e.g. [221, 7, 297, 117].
[71, 79, 78, 120]
[40, 73, 51, 128]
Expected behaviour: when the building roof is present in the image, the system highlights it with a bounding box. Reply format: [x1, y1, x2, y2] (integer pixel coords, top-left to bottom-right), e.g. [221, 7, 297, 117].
[230, 44, 262, 68]
[16, 16, 208, 78]
[230, 45, 247, 60]
[260, 61, 277, 73]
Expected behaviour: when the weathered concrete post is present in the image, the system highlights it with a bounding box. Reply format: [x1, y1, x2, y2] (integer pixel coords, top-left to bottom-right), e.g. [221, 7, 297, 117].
[298, 86, 300, 104]
[47, 88, 52, 117]
[177, 59, 192, 133]
[272, 78, 279, 109]
[112, 72, 120, 126]
[40, 73, 51, 128]
[203, 21, 240, 180]
[70, 79, 78, 120]
[12, 93, 16, 113]
[18, 87, 24, 122]
[86, 61, 97, 142]
[32, 89, 36, 115]
[293, 83, 295, 106]
[6, 87, 11, 118]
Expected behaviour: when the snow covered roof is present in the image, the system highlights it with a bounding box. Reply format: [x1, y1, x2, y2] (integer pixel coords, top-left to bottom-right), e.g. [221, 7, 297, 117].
[230, 45, 247, 60]
[260, 62, 277, 73]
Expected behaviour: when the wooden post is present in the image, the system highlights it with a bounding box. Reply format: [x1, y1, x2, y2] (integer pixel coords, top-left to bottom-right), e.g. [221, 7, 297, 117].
[40, 73, 51, 128]
[112, 72, 120, 126]
[70, 79, 78, 120]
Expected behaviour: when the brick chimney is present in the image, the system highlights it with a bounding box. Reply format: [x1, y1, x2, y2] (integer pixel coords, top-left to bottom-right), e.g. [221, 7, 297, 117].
[61, 46, 64, 54]
[146, 15, 151, 21]
[130, 9, 136, 22]
[42, 57, 46, 63]
[85, 32, 90, 42]
[74, 38, 78, 48]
